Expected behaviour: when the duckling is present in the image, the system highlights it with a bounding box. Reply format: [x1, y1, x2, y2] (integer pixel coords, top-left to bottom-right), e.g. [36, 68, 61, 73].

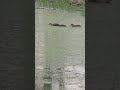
[70, 24, 81, 27]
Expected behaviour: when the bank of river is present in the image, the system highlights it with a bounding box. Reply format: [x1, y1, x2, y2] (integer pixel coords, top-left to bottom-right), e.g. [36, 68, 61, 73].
[35, 0, 85, 15]
[35, 8, 85, 90]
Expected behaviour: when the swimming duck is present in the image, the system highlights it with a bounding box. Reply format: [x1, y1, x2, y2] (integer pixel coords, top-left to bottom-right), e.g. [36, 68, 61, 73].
[70, 24, 81, 27]
[49, 23, 66, 27]
[59, 24, 66, 27]
[49, 23, 59, 26]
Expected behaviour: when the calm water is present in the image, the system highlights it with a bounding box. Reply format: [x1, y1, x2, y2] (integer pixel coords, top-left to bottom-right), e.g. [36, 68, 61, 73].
[35, 8, 85, 90]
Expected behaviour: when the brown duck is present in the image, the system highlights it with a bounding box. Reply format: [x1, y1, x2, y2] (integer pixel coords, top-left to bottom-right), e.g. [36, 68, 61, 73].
[70, 24, 81, 27]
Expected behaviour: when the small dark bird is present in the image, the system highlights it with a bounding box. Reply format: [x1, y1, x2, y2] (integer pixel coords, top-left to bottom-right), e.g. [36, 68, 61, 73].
[49, 23, 59, 26]
[70, 24, 81, 27]
[49, 23, 66, 27]
[59, 24, 66, 27]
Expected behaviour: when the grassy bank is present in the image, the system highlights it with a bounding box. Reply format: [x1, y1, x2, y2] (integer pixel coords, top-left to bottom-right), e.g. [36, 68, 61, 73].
[35, 0, 85, 15]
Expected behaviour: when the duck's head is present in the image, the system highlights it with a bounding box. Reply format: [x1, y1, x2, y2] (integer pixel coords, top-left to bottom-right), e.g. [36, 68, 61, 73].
[70, 24, 74, 26]
[49, 23, 52, 25]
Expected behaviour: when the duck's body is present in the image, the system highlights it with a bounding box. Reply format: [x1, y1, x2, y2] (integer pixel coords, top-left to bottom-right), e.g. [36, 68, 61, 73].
[59, 24, 66, 27]
[70, 24, 81, 27]
[49, 23, 66, 27]
[49, 23, 59, 26]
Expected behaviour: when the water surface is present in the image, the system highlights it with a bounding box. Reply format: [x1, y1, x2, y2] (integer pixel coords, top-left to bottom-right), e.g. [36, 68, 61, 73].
[35, 8, 85, 90]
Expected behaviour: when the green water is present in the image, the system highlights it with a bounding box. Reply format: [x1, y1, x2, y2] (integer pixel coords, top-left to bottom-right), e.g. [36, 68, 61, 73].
[35, 8, 85, 90]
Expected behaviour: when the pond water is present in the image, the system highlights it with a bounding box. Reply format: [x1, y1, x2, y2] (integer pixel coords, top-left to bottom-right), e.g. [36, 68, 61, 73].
[35, 8, 85, 90]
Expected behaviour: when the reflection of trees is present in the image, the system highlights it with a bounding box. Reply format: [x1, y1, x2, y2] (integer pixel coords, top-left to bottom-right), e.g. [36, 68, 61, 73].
[43, 26, 65, 90]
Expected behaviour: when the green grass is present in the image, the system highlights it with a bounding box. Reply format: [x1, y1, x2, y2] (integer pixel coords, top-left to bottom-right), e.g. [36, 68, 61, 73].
[35, 0, 85, 16]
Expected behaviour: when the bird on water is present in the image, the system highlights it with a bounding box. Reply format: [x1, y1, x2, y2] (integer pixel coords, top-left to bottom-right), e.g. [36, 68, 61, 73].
[70, 24, 81, 27]
[49, 23, 66, 27]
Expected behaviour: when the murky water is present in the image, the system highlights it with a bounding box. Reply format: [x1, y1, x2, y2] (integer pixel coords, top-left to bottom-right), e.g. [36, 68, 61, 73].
[35, 8, 85, 90]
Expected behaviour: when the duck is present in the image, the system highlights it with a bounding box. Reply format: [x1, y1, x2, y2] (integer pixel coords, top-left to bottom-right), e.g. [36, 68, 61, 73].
[49, 23, 66, 27]
[70, 24, 81, 27]
[59, 24, 66, 27]
[49, 23, 59, 26]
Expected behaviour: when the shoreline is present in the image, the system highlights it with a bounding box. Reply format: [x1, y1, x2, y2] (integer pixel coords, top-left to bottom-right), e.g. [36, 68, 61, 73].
[35, 6, 85, 16]
[35, 1, 85, 15]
